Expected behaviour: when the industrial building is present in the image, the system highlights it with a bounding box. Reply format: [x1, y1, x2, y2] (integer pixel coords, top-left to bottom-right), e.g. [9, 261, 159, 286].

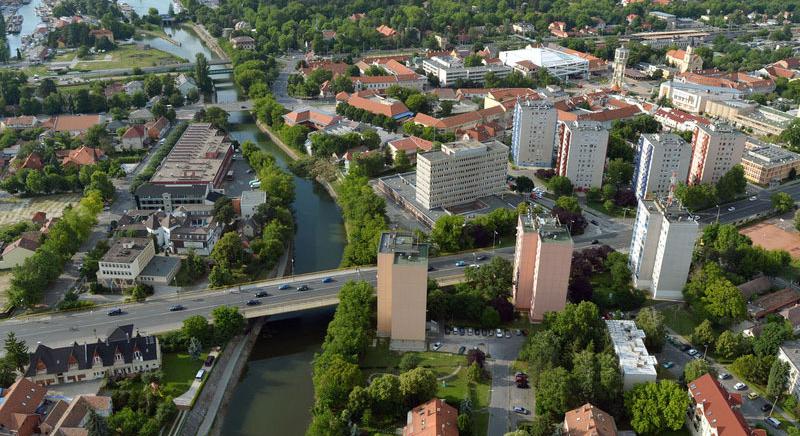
[499, 45, 589, 81]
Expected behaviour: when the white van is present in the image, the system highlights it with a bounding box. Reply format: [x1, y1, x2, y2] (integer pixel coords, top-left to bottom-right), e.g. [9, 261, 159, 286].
[195, 369, 206, 380]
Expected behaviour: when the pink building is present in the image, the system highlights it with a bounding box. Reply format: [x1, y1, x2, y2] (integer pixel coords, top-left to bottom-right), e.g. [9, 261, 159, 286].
[512, 214, 573, 322]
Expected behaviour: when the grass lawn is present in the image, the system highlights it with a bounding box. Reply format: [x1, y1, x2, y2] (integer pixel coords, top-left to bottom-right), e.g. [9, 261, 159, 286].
[659, 305, 702, 337]
[161, 351, 208, 397]
[75, 45, 182, 71]
[472, 411, 489, 436]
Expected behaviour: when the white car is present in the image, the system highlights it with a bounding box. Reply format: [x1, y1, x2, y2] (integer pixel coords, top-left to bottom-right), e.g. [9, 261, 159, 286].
[687, 349, 698, 356]
[728, 206, 736, 212]
[749, 196, 757, 201]
[734, 382, 747, 390]
[432, 342, 442, 351]
[496, 328, 503, 338]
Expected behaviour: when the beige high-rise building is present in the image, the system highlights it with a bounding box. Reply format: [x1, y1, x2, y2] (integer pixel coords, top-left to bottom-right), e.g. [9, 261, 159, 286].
[556, 120, 609, 190]
[511, 100, 558, 167]
[688, 123, 745, 185]
[512, 214, 574, 322]
[415, 139, 508, 210]
[376, 232, 429, 351]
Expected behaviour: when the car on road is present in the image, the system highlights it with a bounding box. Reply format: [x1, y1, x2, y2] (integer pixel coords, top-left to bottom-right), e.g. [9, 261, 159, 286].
[687, 349, 698, 356]
[297, 284, 310, 291]
[748, 392, 759, 400]
[734, 382, 747, 390]
[321, 277, 334, 283]
[590, 220, 599, 226]
[476, 255, 487, 261]
[728, 206, 736, 212]
[432, 342, 442, 351]
[455, 260, 467, 267]
[662, 361, 674, 369]
[246, 299, 261, 306]
[496, 329, 503, 338]
[591, 239, 600, 244]
[504, 330, 511, 338]
[169, 304, 185, 312]
[765, 417, 781, 429]
[512, 406, 530, 415]
[108, 308, 122, 316]
[428, 266, 436, 271]
[246, 169, 254, 174]
[458, 346, 466, 355]
[469, 264, 481, 268]
[278, 284, 291, 290]
[760, 403, 772, 412]
[750, 196, 757, 201]
[717, 373, 731, 380]
[255, 291, 269, 298]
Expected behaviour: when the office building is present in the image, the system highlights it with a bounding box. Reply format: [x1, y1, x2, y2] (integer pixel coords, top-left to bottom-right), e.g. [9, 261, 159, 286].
[741, 141, 800, 185]
[512, 214, 573, 322]
[633, 133, 692, 200]
[499, 45, 589, 80]
[606, 320, 658, 390]
[688, 123, 746, 185]
[96, 237, 180, 289]
[511, 100, 557, 167]
[658, 80, 743, 114]
[687, 374, 766, 436]
[415, 139, 508, 210]
[422, 55, 512, 87]
[556, 120, 609, 189]
[563, 404, 618, 436]
[704, 99, 793, 137]
[629, 198, 699, 300]
[377, 232, 429, 351]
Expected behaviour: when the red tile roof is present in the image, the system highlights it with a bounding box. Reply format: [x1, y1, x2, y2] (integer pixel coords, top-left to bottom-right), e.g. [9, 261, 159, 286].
[123, 124, 147, 139]
[688, 374, 763, 436]
[342, 92, 411, 118]
[376, 25, 397, 37]
[0, 378, 46, 433]
[61, 146, 105, 167]
[283, 108, 342, 129]
[3, 116, 38, 129]
[564, 403, 618, 436]
[3, 236, 40, 255]
[45, 114, 102, 134]
[749, 288, 800, 318]
[388, 136, 433, 153]
[413, 104, 509, 130]
[21, 153, 43, 170]
[678, 70, 775, 91]
[402, 398, 458, 436]
[300, 61, 350, 78]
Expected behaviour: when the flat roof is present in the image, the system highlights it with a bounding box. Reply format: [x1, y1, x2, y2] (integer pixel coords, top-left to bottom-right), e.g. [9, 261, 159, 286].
[419, 139, 507, 163]
[642, 198, 696, 223]
[500, 46, 589, 69]
[150, 123, 232, 185]
[379, 231, 429, 264]
[101, 238, 151, 263]
[139, 255, 180, 278]
[520, 213, 571, 242]
[780, 340, 800, 369]
[744, 144, 800, 165]
[606, 320, 657, 377]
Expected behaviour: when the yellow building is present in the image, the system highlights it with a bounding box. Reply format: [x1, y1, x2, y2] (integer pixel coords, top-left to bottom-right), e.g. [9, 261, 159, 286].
[665, 46, 703, 73]
[741, 140, 800, 186]
[377, 232, 429, 351]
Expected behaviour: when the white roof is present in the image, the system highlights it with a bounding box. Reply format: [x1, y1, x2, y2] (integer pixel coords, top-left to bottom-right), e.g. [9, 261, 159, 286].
[499, 46, 589, 69]
[606, 320, 658, 377]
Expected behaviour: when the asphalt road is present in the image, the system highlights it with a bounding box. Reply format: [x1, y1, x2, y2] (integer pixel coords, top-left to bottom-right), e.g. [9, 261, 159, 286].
[0, 249, 514, 354]
[697, 181, 800, 224]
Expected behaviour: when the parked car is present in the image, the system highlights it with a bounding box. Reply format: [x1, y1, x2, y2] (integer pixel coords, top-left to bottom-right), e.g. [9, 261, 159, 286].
[467, 328, 473, 336]
[765, 417, 781, 429]
[455, 260, 467, 267]
[298, 284, 310, 292]
[255, 291, 269, 298]
[504, 330, 511, 338]
[590, 220, 599, 226]
[734, 382, 747, 390]
[278, 284, 291, 290]
[459, 328, 465, 336]
[717, 373, 731, 380]
[204, 355, 215, 366]
[458, 346, 466, 355]
[749, 196, 757, 201]
[662, 361, 674, 369]
[760, 403, 772, 413]
[512, 406, 530, 415]
[108, 308, 123, 316]
[195, 369, 206, 380]
[687, 349, 698, 356]
[169, 304, 185, 312]
[496, 329, 503, 338]
[432, 342, 442, 351]
[321, 277, 334, 283]
[747, 392, 759, 400]
[246, 299, 261, 306]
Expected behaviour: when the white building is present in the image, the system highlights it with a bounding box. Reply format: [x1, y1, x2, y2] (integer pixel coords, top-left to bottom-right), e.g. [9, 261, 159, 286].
[499, 45, 589, 81]
[658, 81, 743, 114]
[415, 139, 508, 210]
[511, 100, 557, 167]
[555, 120, 609, 189]
[606, 320, 658, 390]
[422, 56, 512, 87]
[633, 133, 692, 200]
[240, 190, 267, 219]
[96, 237, 180, 288]
[629, 198, 699, 300]
[778, 341, 800, 402]
[688, 123, 746, 185]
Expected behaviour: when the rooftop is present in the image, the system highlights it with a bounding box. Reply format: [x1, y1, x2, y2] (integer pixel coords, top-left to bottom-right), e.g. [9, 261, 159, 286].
[564, 403, 618, 436]
[520, 213, 572, 242]
[139, 255, 180, 279]
[645, 198, 697, 223]
[500, 45, 589, 69]
[101, 237, 152, 263]
[403, 398, 458, 436]
[150, 123, 232, 185]
[379, 231, 429, 264]
[743, 144, 800, 166]
[419, 139, 507, 163]
[688, 374, 763, 436]
[606, 320, 657, 377]
[779, 340, 800, 369]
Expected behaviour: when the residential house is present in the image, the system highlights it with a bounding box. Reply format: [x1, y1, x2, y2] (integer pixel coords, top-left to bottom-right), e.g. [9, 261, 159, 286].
[39, 395, 113, 436]
[43, 115, 103, 136]
[175, 74, 198, 97]
[737, 276, 773, 300]
[89, 28, 114, 43]
[387, 136, 433, 162]
[128, 108, 153, 123]
[25, 325, 161, 386]
[230, 35, 255, 50]
[168, 206, 223, 256]
[402, 398, 458, 436]
[0, 236, 40, 269]
[563, 403, 617, 436]
[120, 124, 147, 150]
[61, 146, 105, 167]
[19, 153, 43, 170]
[103, 82, 124, 98]
[31, 212, 47, 226]
[144, 116, 170, 140]
[0, 378, 47, 436]
[686, 374, 766, 436]
[0, 115, 39, 131]
[747, 288, 800, 319]
[124, 80, 144, 95]
[241, 217, 260, 239]
[376, 25, 397, 37]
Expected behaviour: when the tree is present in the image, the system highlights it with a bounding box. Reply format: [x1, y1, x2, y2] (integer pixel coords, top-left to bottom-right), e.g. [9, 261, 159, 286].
[86, 171, 115, 201]
[85, 409, 110, 436]
[625, 380, 690, 434]
[211, 305, 245, 343]
[684, 359, 714, 382]
[515, 176, 535, 193]
[480, 306, 501, 328]
[519, 331, 561, 385]
[187, 337, 202, 360]
[732, 354, 775, 385]
[431, 215, 467, 252]
[457, 413, 473, 434]
[399, 353, 421, 371]
[464, 257, 513, 300]
[211, 232, 247, 269]
[780, 118, 800, 151]
[202, 107, 230, 131]
[213, 197, 235, 224]
[393, 150, 411, 172]
[771, 192, 794, 214]
[715, 165, 746, 203]
[535, 367, 571, 416]
[635, 308, 665, 352]
[715, 331, 747, 360]
[547, 176, 573, 198]
[754, 322, 791, 357]
[766, 359, 790, 403]
[194, 53, 212, 92]
[691, 320, 716, 350]
[467, 362, 483, 383]
[795, 210, 800, 232]
[182, 315, 210, 346]
[368, 373, 401, 415]
[605, 159, 633, 187]
[467, 348, 486, 368]
[399, 367, 437, 407]
[4, 332, 27, 372]
[701, 278, 746, 325]
[0, 359, 16, 388]
[555, 196, 582, 214]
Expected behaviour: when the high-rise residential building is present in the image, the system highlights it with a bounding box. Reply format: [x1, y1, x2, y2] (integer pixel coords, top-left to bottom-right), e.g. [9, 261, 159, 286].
[511, 100, 557, 167]
[633, 133, 692, 200]
[629, 198, 699, 300]
[688, 123, 746, 184]
[512, 213, 573, 322]
[415, 139, 508, 210]
[556, 120, 609, 189]
[376, 232, 429, 351]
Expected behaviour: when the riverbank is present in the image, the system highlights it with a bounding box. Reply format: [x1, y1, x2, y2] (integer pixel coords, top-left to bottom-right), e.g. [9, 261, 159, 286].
[186, 23, 229, 61]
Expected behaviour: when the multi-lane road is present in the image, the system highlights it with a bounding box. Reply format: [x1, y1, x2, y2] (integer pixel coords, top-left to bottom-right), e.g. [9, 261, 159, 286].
[698, 181, 800, 224]
[0, 249, 514, 353]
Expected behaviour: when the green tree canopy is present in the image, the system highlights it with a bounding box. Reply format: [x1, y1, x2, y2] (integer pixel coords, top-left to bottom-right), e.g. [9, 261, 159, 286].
[625, 380, 690, 434]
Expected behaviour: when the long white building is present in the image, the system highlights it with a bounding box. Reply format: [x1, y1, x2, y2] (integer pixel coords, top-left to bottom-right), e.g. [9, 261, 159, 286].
[422, 55, 512, 87]
[556, 120, 608, 189]
[606, 320, 657, 390]
[499, 45, 589, 80]
[633, 133, 692, 200]
[415, 139, 508, 210]
[629, 198, 698, 300]
[688, 123, 746, 185]
[511, 100, 557, 167]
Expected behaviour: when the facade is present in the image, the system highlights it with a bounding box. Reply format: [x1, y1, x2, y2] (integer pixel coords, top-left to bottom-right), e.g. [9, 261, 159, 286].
[611, 45, 628, 89]
[555, 120, 609, 190]
[512, 214, 573, 322]
[25, 325, 161, 386]
[741, 142, 800, 185]
[665, 46, 703, 73]
[687, 374, 765, 436]
[415, 140, 508, 210]
[499, 45, 589, 80]
[230, 35, 255, 50]
[422, 55, 512, 87]
[563, 403, 618, 436]
[629, 198, 698, 300]
[377, 232, 429, 351]
[606, 320, 658, 390]
[402, 398, 458, 436]
[511, 100, 557, 167]
[688, 123, 746, 185]
[632, 133, 692, 200]
[96, 238, 155, 288]
[777, 341, 800, 402]
[658, 81, 743, 114]
[149, 123, 233, 188]
[121, 124, 147, 150]
[704, 99, 793, 137]
[134, 183, 211, 212]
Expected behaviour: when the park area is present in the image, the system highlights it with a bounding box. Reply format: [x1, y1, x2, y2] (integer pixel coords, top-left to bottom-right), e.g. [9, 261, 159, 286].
[0, 193, 81, 226]
[71, 45, 183, 71]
